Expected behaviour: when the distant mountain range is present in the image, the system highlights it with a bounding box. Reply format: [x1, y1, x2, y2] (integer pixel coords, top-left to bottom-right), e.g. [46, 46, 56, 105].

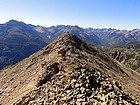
[0, 20, 140, 70]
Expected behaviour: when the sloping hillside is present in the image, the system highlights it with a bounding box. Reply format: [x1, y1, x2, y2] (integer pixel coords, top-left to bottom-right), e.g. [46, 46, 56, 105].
[0, 33, 139, 105]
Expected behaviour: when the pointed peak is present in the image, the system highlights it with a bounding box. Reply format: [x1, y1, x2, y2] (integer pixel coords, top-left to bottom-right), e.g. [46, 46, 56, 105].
[59, 31, 75, 37]
[45, 32, 99, 58]
[6, 20, 26, 26]
[48, 32, 86, 50]
[6, 19, 19, 24]
[56, 31, 80, 42]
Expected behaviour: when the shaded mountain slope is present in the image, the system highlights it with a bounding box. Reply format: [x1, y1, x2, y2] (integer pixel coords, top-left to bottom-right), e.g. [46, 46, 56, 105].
[0, 20, 48, 70]
[0, 33, 140, 105]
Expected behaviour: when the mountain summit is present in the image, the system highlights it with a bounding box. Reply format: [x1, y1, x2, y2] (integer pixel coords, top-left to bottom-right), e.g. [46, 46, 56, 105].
[0, 33, 140, 104]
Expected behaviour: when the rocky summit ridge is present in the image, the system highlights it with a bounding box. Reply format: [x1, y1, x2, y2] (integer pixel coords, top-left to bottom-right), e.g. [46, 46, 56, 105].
[0, 32, 140, 105]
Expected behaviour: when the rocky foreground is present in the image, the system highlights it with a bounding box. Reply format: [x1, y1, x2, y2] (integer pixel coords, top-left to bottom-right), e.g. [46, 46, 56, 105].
[0, 33, 140, 105]
[15, 66, 138, 105]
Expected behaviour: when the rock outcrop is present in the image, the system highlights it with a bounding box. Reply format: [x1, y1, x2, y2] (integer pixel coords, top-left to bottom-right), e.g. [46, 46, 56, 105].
[107, 48, 140, 73]
[0, 33, 140, 105]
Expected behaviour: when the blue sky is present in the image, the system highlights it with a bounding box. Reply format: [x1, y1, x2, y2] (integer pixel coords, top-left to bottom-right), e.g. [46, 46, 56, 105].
[0, 0, 140, 29]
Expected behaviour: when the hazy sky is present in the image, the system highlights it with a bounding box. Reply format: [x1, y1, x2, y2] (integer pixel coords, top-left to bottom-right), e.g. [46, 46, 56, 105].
[0, 0, 140, 29]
